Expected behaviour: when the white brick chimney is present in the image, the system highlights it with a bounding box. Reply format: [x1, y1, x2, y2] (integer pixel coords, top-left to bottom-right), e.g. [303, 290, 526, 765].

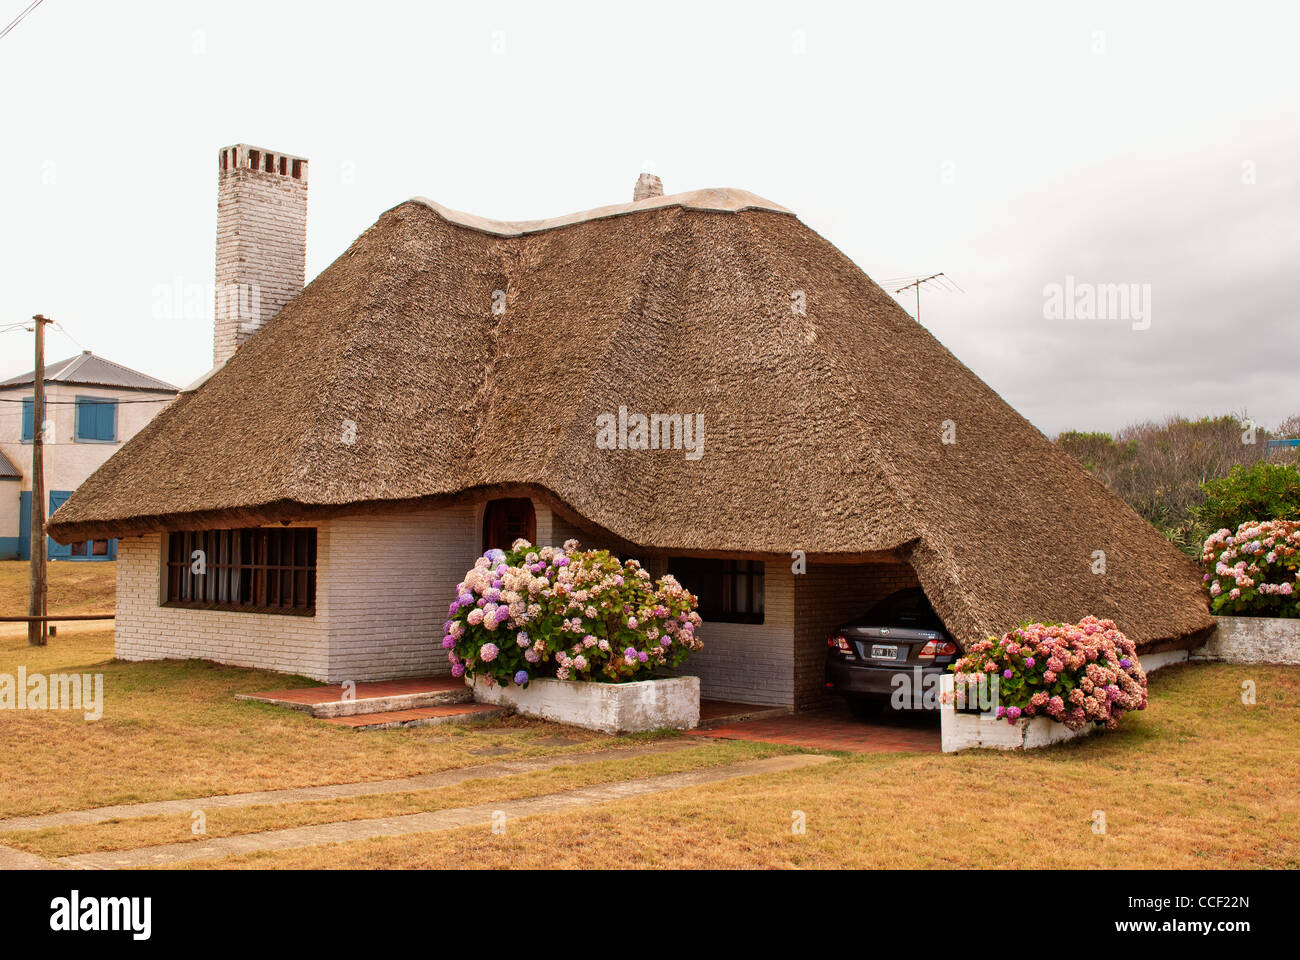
[213, 144, 309, 366]
[633, 173, 663, 202]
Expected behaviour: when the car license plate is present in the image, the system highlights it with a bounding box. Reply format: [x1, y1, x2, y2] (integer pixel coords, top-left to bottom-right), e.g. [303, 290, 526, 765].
[870, 644, 898, 660]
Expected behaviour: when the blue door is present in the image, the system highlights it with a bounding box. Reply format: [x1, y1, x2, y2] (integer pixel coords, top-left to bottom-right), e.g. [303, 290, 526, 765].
[48, 491, 73, 559]
[18, 490, 30, 560]
[17, 490, 88, 560]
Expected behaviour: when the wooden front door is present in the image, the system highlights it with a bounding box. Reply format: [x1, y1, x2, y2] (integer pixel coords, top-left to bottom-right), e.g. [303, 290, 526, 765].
[481, 498, 536, 552]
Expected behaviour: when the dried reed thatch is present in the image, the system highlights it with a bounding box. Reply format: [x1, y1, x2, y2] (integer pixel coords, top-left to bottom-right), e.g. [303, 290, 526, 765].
[48, 190, 1212, 650]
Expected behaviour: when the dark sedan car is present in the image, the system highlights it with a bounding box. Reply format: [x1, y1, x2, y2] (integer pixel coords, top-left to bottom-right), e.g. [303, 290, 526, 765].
[824, 587, 959, 717]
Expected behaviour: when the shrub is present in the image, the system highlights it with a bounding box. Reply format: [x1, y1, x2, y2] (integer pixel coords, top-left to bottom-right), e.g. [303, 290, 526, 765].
[442, 539, 703, 688]
[1199, 520, 1300, 618]
[950, 617, 1147, 730]
[1193, 461, 1300, 537]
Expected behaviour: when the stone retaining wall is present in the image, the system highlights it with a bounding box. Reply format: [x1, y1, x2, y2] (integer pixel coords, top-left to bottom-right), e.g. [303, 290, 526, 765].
[1193, 616, 1300, 665]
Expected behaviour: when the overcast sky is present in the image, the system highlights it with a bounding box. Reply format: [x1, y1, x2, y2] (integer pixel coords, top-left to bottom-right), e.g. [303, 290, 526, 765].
[2, 0, 1296, 436]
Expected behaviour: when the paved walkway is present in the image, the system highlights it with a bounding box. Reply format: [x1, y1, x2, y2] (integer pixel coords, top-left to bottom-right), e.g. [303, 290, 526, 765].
[0, 740, 701, 834]
[0, 844, 64, 870]
[59, 754, 835, 868]
[688, 703, 941, 753]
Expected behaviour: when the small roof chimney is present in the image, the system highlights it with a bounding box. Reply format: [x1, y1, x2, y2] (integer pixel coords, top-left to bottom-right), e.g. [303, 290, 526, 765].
[633, 173, 663, 202]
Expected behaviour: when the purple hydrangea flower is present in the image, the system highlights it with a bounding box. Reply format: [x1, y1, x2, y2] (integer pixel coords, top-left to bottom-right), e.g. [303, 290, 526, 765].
[1003, 668, 1013, 679]
[441, 636, 455, 650]
[448, 601, 459, 615]
[1006, 706, 1022, 721]
[1120, 657, 1131, 669]
[450, 663, 465, 678]
[514, 671, 529, 686]
[637, 651, 649, 663]
[1024, 657, 1035, 668]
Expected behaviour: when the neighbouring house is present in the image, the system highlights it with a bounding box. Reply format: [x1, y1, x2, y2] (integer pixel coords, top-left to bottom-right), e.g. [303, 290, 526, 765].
[0, 352, 177, 561]
[45, 144, 1214, 708]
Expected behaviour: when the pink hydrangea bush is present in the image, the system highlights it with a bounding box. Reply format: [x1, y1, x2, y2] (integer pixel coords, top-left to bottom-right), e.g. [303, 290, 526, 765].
[442, 539, 703, 688]
[950, 617, 1147, 730]
[1199, 520, 1300, 618]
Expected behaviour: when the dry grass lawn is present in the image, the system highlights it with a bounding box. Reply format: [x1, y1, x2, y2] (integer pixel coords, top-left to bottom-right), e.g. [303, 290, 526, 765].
[0, 628, 706, 821]
[0, 559, 116, 616]
[1, 619, 1297, 869]
[190, 663, 1300, 869]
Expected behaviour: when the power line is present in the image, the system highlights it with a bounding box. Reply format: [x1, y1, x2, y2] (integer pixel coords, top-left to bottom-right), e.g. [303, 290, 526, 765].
[52, 321, 87, 352]
[0, 396, 175, 404]
[0, 0, 44, 42]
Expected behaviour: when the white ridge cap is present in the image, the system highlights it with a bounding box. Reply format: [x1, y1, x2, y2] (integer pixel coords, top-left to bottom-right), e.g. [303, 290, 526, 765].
[407, 188, 794, 237]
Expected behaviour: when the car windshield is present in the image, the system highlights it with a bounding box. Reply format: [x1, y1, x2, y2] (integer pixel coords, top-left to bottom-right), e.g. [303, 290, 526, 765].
[847, 589, 945, 631]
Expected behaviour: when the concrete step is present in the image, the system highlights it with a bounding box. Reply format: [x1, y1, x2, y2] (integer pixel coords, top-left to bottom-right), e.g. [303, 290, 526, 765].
[237, 677, 472, 718]
[308, 687, 473, 719]
[696, 704, 792, 731]
[318, 703, 508, 731]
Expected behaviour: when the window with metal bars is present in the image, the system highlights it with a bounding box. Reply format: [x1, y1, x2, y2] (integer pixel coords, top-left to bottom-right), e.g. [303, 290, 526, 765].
[164, 528, 317, 615]
[666, 557, 765, 624]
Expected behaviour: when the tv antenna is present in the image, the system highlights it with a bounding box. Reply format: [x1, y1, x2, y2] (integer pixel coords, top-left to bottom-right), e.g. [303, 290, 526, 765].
[890, 272, 961, 323]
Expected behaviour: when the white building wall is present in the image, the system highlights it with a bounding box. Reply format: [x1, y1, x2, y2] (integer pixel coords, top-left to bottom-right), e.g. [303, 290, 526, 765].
[677, 566, 797, 707]
[114, 523, 332, 679]
[113, 505, 483, 682]
[0, 479, 19, 557]
[324, 504, 479, 681]
[110, 495, 904, 702]
[0, 380, 175, 548]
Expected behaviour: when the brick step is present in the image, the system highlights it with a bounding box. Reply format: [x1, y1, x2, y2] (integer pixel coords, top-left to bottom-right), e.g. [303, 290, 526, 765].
[319, 703, 508, 731]
[237, 677, 472, 718]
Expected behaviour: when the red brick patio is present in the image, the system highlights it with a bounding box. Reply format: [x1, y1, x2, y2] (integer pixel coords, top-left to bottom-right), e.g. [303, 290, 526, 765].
[687, 702, 941, 753]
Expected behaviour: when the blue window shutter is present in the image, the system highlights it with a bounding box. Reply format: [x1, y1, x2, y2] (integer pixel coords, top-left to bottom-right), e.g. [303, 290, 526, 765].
[75, 397, 117, 441]
[21, 398, 33, 440]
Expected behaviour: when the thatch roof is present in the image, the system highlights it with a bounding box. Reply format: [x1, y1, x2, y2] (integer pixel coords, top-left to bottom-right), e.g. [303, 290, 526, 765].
[47, 189, 1213, 651]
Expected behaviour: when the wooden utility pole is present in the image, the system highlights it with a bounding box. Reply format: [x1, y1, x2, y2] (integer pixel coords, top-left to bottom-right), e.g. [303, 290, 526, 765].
[28, 314, 52, 646]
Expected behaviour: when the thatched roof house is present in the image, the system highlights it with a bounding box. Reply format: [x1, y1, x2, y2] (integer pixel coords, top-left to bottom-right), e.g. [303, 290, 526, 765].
[48, 146, 1211, 704]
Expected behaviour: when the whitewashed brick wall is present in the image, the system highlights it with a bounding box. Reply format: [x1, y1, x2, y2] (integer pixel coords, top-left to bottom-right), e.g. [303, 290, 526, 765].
[324, 505, 479, 681]
[214, 146, 308, 366]
[112, 495, 922, 700]
[114, 505, 480, 682]
[114, 523, 332, 679]
[678, 566, 797, 706]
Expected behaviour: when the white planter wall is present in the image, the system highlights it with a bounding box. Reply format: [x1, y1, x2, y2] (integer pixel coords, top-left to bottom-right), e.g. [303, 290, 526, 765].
[937, 675, 1098, 753]
[471, 675, 700, 734]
